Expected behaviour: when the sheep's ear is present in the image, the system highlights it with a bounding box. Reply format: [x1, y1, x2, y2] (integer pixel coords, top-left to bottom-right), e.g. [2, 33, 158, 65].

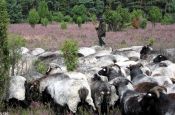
[159, 62, 167, 67]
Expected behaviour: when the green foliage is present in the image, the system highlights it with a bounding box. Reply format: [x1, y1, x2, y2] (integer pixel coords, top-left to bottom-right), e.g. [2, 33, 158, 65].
[148, 6, 162, 26]
[140, 18, 147, 29]
[104, 5, 130, 31]
[130, 9, 144, 20]
[64, 15, 72, 22]
[91, 14, 97, 24]
[71, 4, 88, 23]
[38, 1, 49, 19]
[52, 12, 64, 22]
[0, 0, 9, 105]
[35, 60, 47, 74]
[147, 37, 155, 46]
[41, 18, 49, 26]
[60, 21, 67, 30]
[77, 16, 83, 27]
[8, 34, 26, 76]
[161, 14, 173, 25]
[61, 40, 78, 71]
[7, 0, 23, 23]
[28, 9, 40, 26]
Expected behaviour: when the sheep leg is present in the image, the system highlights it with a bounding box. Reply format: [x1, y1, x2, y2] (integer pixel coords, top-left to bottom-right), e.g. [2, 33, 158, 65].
[97, 106, 101, 115]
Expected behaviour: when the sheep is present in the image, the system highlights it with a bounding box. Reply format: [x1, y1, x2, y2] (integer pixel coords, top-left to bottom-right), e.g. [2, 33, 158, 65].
[151, 60, 175, 79]
[90, 73, 112, 115]
[5, 76, 31, 108]
[134, 82, 159, 93]
[97, 64, 125, 81]
[140, 45, 152, 60]
[43, 78, 96, 114]
[110, 77, 145, 115]
[128, 63, 173, 86]
[140, 86, 175, 115]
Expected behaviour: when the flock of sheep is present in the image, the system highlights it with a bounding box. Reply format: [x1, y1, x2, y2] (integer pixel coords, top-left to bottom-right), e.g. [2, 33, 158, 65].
[4, 45, 175, 115]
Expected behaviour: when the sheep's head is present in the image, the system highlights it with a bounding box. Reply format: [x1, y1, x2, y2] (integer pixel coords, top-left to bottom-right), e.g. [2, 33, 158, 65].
[110, 77, 132, 88]
[98, 64, 122, 81]
[45, 63, 62, 75]
[140, 86, 167, 113]
[153, 55, 168, 63]
[140, 45, 152, 59]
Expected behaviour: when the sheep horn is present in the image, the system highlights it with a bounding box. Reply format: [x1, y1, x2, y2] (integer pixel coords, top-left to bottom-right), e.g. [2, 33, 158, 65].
[149, 86, 167, 98]
[113, 63, 121, 70]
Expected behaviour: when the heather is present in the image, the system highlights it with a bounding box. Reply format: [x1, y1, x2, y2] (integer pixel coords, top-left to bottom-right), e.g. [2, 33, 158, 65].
[8, 22, 175, 50]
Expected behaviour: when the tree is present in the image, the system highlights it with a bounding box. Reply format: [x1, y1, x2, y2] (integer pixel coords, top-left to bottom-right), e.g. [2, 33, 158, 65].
[28, 9, 40, 27]
[61, 40, 78, 71]
[148, 6, 162, 27]
[7, 0, 23, 23]
[38, 0, 49, 19]
[0, 0, 10, 107]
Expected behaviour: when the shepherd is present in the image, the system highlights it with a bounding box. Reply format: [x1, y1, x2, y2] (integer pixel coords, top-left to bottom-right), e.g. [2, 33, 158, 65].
[96, 17, 106, 46]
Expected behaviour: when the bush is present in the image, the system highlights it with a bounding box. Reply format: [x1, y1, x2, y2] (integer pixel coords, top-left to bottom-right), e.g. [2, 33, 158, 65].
[52, 12, 64, 22]
[64, 15, 72, 22]
[104, 5, 130, 31]
[161, 14, 173, 25]
[38, 1, 49, 19]
[131, 9, 144, 29]
[91, 14, 97, 24]
[148, 6, 162, 27]
[147, 37, 155, 46]
[8, 34, 26, 76]
[28, 9, 40, 26]
[71, 4, 88, 23]
[76, 16, 83, 27]
[60, 21, 67, 29]
[35, 60, 47, 74]
[61, 39, 78, 71]
[140, 18, 147, 29]
[41, 18, 49, 26]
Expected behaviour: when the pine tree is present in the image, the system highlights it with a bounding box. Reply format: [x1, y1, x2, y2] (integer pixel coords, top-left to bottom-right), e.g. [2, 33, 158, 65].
[0, 0, 10, 108]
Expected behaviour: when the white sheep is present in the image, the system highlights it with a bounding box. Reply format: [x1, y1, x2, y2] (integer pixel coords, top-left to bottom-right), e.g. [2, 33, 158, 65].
[8, 76, 26, 101]
[46, 78, 96, 113]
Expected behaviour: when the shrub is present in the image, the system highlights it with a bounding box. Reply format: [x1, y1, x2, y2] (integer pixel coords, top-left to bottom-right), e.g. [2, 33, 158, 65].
[52, 12, 64, 22]
[28, 9, 40, 26]
[35, 60, 47, 74]
[161, 14, 173, 25]
[64, 15, 72, 22]
[41, 18, 49, 26]
[71, 4, 88, 23]
[104, 5, 130, 31]
[91, 14, 97, 24]
[8, 34, 25, 76]
[38, 1, 49, 19]
[60, 21, 67, 29]
[140, 18, 147, 29]
[131, 9, 144, 29]
[147, 37, 155, 46]
[0, 0, 10, 106]
[148, 6, 162, 27]
[76, 16, 83, 27]
[61, 39, 78, 71]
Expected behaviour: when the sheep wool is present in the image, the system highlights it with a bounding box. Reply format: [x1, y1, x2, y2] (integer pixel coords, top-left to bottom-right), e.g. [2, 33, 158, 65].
[8, 76, 26, 101]
[47, 79, 96, 113]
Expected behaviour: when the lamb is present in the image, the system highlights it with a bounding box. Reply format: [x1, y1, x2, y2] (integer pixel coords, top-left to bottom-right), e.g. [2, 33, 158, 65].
[5, 76, 31, 108]
[43, 78, 96, 114]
